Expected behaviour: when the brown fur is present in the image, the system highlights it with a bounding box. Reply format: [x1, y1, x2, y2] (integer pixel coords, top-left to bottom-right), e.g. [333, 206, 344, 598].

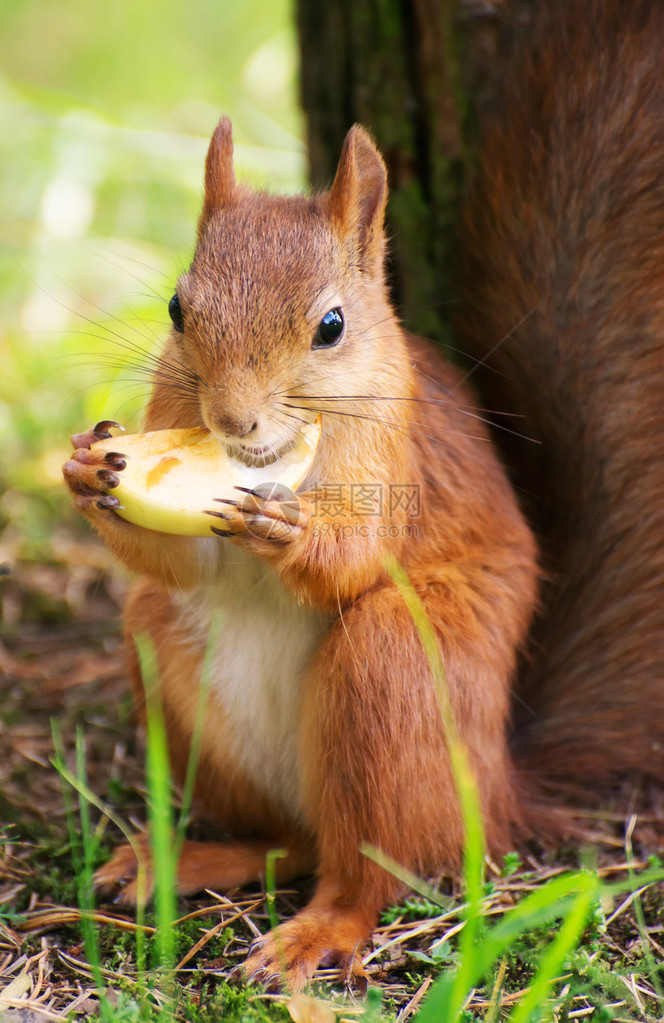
[61, 0, 664, 990]
[456, 0, 664, 801]
[63, 123, 537, 986]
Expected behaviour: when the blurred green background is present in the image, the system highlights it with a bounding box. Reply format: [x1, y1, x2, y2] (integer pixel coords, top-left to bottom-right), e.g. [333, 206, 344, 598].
[0, 0, 303, 573]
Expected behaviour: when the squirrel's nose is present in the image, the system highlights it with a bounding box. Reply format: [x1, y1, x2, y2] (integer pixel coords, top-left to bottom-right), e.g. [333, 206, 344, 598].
[207, 407, 259, 440]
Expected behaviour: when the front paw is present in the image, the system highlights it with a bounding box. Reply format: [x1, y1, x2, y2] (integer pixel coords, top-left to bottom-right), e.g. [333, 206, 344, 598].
[63, 420, 126, 517]
[207, 484, 309, 544]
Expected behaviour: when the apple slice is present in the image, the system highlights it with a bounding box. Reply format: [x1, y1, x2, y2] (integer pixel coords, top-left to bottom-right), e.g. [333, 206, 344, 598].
[91, 418, 321, 537]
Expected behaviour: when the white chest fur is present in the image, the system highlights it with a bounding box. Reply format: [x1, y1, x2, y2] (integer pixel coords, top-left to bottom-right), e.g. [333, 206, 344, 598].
[172, 544, 329, 822]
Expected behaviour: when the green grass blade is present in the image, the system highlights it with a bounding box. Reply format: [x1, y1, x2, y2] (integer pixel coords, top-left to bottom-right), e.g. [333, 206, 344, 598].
[134, 633, 177, 994]
[265, 848, 288, 935]
[382, 561, 619, 1023]
[507, 886, 596, 1023]
[51, 721, 114, 1023]
[414, 872, 599, 1022]
[264, 847, 289, 988]
[384, 556, 487, 1019]
[475, 871, 598, 977]
[360, 844, 453, 910]
[51, 719, 82, 877]
[624, 819, 664, 1001]
[174, 612, 220, 851]
[49, 755, 150, 992]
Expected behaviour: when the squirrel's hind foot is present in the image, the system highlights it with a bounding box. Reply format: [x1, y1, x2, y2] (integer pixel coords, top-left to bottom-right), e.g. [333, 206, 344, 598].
[244, 906, 370, 993]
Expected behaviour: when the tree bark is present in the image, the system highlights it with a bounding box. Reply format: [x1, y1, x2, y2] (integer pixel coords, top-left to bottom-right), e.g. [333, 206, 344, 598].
[295, 0, 510, 345]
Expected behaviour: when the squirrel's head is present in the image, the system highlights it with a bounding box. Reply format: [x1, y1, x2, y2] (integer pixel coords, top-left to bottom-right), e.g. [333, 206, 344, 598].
[167, 117, 406, 465]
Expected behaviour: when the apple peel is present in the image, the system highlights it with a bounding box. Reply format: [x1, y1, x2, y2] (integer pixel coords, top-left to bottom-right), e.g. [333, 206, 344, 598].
[91, 418, 321, 537]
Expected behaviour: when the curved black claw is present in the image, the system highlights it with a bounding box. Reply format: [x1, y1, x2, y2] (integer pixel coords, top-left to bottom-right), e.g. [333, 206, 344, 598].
[96, 469, 120, 488]
[249, 936, 267, 954]
[103, 452, 127, 470]
[96, 495, 122, 511]
[72, 421, 125, 451]
[206, 510, 235, 537]
[95, 419, 123, 437]
[210, 526, 235, 538]
[263, 972, 284, 994]
[234, 485, 292, 504]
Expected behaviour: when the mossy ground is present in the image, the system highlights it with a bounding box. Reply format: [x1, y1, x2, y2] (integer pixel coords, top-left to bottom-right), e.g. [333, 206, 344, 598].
[1, 552, 663, 1021]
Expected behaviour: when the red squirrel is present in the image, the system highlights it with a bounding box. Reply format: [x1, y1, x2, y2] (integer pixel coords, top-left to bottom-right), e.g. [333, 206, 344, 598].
[456, 0, 664, 800]
[63, 119, 538, 986]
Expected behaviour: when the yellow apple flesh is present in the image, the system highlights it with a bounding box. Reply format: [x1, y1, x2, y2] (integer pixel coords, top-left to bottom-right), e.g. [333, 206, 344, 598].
[91, 419, 321, 536]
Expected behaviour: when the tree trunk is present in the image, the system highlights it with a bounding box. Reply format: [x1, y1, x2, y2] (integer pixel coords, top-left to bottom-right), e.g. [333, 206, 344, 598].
[295, 0, 509, 345]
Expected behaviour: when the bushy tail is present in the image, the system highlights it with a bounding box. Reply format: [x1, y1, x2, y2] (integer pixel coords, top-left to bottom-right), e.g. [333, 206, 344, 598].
[456, 0, 664, 809]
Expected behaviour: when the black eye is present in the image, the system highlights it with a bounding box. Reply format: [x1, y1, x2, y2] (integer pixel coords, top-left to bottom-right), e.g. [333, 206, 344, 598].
[169, 292, 184, 333]
[314, 307, 344, 349]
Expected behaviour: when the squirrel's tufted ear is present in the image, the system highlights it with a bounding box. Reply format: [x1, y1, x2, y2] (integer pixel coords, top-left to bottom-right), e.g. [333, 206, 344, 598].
[328, 126, 388, 274]
[198, 116, 236, 236]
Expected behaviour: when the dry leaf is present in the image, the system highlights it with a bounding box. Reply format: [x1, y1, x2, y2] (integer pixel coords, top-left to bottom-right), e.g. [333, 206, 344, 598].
[287, 993, 336, 1023]
[0, 970, 32, 1005]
